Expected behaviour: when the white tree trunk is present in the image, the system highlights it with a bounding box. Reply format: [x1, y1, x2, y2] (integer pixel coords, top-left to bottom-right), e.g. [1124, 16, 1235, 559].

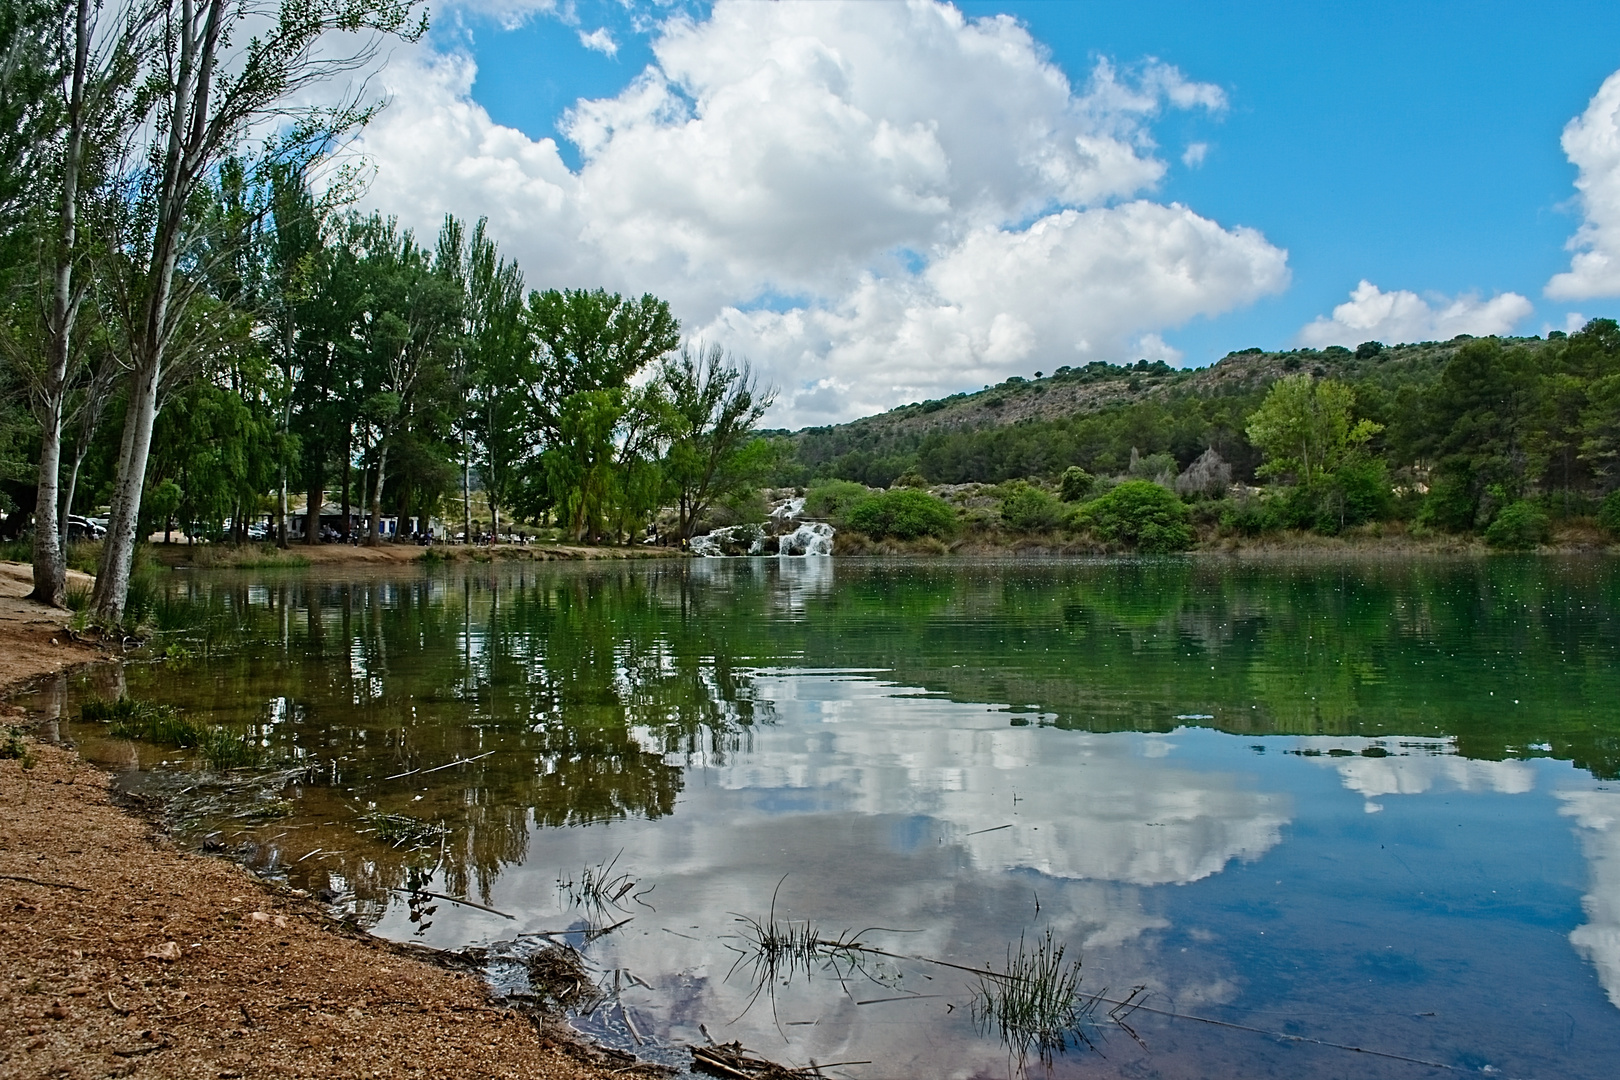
[368, 443, 389, 546]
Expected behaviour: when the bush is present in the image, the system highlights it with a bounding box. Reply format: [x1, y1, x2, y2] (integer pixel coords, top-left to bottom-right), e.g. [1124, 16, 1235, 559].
[846, 488, 958, 540]
[1058, 466, 1095, 502]
[1484, 501, 1550, 550]
[891, 470, 929, 489]
[1071, 480, 1194, 552]
[999, 482, 1063, 532]
[804, 480, 872, 525]
[1219, 495, 1278, 536]
[1599, 490, 1620, 536]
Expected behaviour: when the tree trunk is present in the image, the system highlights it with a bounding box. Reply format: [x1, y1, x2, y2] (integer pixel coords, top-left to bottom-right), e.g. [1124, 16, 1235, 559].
[28, 0, 92, 609]
[59, 446, 85, 547]
[341, 426, 352, 540]
[276, 469, 288, 547]
[30, 401, 67, 607]
[368, 443, 389, 546]
[462, 430, 472, 545]
[305, 478, 320, 544]
[91, 356, 162, 625]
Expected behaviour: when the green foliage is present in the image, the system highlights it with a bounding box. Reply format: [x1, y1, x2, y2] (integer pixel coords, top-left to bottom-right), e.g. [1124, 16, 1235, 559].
[1246, 374, 1382, 485]
[84, 695, 260, 768]
[892, 469, 929, 489]
[1, 725, 35, 768]
[1599, 490, 1620, 536]
[846, 488, 958, 540]
[804, 480, 872, 525]
[1484, 501, 1551, 550]
[999, 482, 1063, 532]
[660, 343, 776, 540]
[1220, 495, 1278, 537]
[1072, 480, 1193, 553]
[1058, 466, 1095, 502]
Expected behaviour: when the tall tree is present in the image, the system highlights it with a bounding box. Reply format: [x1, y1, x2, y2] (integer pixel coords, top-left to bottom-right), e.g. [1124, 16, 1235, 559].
[1245, 374, 1381, 486]
[660, 343, 775, 542]
[91, 0, 426, 623]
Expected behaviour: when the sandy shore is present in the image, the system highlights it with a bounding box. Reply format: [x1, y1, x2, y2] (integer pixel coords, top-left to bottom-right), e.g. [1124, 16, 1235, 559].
[0, 563, 635, 1080]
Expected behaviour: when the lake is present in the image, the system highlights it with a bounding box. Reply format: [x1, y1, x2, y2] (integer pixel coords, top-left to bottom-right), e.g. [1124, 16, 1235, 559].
[22, 555, 1620, 1078]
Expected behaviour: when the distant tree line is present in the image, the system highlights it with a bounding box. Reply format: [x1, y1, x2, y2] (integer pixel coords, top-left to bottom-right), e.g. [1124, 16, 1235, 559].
[773, 325, 1620, 550]
[0, 0, 771, 625]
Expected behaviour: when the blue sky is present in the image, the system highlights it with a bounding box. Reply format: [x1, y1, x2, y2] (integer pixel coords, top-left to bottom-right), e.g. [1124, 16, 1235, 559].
[357, 0, 1620, 423]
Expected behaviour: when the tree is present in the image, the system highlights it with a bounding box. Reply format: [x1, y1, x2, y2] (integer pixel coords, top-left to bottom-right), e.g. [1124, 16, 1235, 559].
[2, 0, 151, 606]
[437, 216, 525, 543]
[1245, 374, 1381, 486]
[518, 288, 680, 538]
[659, 343, 774, 542]
[90, 0, 427, 623]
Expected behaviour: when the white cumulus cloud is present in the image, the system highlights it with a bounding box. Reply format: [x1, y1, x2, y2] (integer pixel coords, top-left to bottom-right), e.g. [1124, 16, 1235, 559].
[1548, 68, 1620, 301]
[577, 27, 617, 57]
[352, 0, 1287, 425]
[1298, 280, 1532, 348]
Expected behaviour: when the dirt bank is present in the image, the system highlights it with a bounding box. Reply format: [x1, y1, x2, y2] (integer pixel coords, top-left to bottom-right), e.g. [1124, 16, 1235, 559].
[0, 564, 631, 1080]
[0, 563, 103, 691]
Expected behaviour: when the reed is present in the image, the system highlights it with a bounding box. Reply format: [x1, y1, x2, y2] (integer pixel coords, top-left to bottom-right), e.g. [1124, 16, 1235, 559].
[970, 928, 1101, 1069]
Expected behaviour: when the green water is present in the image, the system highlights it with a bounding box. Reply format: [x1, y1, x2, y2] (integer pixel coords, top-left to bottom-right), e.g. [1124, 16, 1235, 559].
[23, 555, 1620, 1078]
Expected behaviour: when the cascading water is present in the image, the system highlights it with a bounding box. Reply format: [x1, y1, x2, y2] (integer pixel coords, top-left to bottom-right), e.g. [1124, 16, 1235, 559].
[690, 497, 834, 557]
[775, 521, 834, 556]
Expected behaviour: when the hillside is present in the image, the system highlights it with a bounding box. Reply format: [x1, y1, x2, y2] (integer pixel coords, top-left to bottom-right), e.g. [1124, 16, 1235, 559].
[777, 335, 1561, 486]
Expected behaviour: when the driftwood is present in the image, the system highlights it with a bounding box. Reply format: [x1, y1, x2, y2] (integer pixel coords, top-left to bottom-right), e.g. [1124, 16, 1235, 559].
[691, 1042, 869, 1080]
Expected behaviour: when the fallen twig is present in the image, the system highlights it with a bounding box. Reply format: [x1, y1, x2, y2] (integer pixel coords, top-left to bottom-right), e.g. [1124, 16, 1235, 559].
[388, 888, 513, 920]
[0, 872, 90, 892]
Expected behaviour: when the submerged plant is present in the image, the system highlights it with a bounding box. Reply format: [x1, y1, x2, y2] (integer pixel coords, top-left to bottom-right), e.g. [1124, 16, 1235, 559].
[359, 810, 449, 849]
[83, 695, 261, 769]
[86, 696, 202, 744]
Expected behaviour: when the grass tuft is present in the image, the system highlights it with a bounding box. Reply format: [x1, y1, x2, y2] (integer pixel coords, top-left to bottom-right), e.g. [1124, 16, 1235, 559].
[82, 695, 261, 769]
[971, 928, 1106, 1070]
[556, 850, 640, 913]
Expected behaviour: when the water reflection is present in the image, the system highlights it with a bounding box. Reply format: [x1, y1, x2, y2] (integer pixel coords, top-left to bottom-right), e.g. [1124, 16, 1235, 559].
[1560, 791, 1620, 1009]
[20, 556, 1620, 1077]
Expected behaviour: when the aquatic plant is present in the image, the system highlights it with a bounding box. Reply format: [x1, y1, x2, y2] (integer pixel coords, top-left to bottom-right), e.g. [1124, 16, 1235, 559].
[970, 928, 1102, 1069]
[556, 850, 640, 913]
[83, 695, 261, 768]
[195, 726, 263, 770]
[359, 810, 449, 849]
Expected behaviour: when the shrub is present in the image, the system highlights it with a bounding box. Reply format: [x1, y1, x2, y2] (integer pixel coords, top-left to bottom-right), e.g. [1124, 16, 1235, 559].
[1071, 480, 1194, 552]
[846, 488, 958, 540]
[1218, 496, 1278, 536]
[1126, 448, 1178, 484]
[804, 480, 872, 525]
[891, 470, 929, 489]
[1058, 466, 1095, 502]
[999, 482, 1063, 532]
[1599, 490, 1620, 536]
[1484, 501, 1550, 550]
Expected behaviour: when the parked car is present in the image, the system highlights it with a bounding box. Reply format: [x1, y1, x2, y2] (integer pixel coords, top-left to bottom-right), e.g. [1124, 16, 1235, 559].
[65, 515, 104, 543]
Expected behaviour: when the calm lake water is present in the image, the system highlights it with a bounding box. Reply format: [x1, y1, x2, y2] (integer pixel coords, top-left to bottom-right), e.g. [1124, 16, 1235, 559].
[21, 556, 1620, 1078]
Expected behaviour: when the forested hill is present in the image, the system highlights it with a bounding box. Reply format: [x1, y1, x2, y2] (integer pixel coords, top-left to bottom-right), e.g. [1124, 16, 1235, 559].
[771, 335, 1563, 489]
